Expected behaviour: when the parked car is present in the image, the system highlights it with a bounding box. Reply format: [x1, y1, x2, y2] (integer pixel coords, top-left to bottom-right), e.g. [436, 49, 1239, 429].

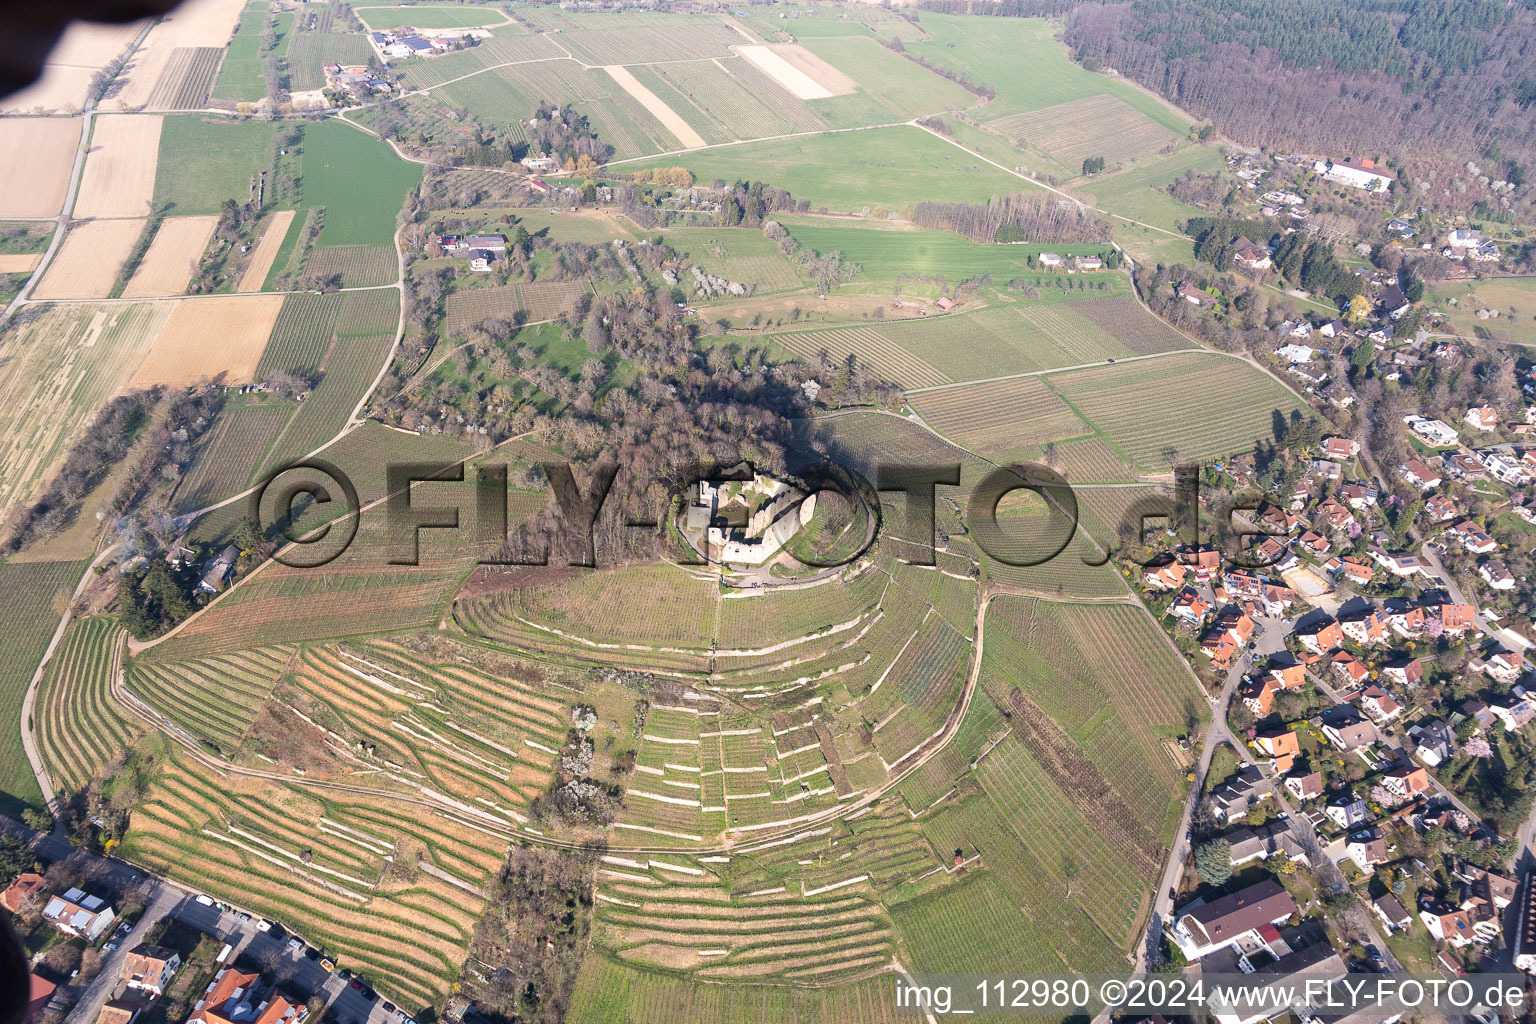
[383, 1004, 396, 1014]
[360, 986, 377, 1002]
[236, 912, 251, 923]
[286, 937, 304, 953]
[194, 894, 216, 907]
[320, 958, 335, 973]
[256, 919, 273, 932]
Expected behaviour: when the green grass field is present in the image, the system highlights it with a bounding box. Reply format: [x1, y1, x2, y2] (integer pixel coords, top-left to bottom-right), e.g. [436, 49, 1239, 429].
[298, 120, 422, 247]
[781, 219, 1111, 280]
[355, 5, 510, 29]
[212, 3, 290, 103]
[625, 126, 1029, 213]
[905, 15, 1192, 130]
[1428, 276, 1536, 344]
[798, 36, 978, 120]
[0, 558, 86, 816]
[1076, 144, 1225, 232]
[153, 116, 276, 217]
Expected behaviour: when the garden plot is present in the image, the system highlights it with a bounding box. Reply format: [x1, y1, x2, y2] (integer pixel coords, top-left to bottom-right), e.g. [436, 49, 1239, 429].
[74, 114, 163, 220]
[123, 215, 219, 297]
[0, 119, 80, 218]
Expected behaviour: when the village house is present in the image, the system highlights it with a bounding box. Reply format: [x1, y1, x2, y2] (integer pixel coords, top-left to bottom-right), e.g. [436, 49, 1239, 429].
[1340, 609, 1389, 647]
[1408, 719, 1457, 767]
[188, 968, 303, 1024]
[1426, 494, 1461, 522]
[1373, 893, 1413, 934]
[1325, 791, 1370, 829]
[1378, 283, 1411, 320]
[1169, 878, 1299, 959]
[1256, 504, 1301, 535]
[1355, 684, 1404, 721]
[1321, 705, 1377, 750]
[1465, 406, 1499, 432]
[1254, 728, 1300, 761]
[1402, 459, 1442, 490]
[1478, 447, 1526, 484]
[1381, 656, 1423, 689]
[0, 871, 44, 913]
[1405, 416, 1460, 447]
[1296, 530, 1331, 558]
[1296, 618, 1344, 654]
[1480, 560, 1516, 590]
[1275, 342, 1315, 364]
[1281, 319, 1314, 340]
[1178, 545, 1223, 581]
[1314, 157, 1394, 191]
[122, 944, 181, 996]
[1073, 255, 1103, 271]
[1329, 649, 1371, 687]
[1227, 820, 1310, 867]
[1170, 587, 1210, 625]
[1308, 459, 1343, 483]
[1382, 764, 1431, 802]
[1446, 519, 1498, 555]
[1490, 691, 1536, 732]
[1289, 362, 1329, 387]
[1209, 766, 1272, 824]
[1233, 237, 1273, 272]
[1436, 603, 1477, 636]
[1316, 498, 1356, 533]
[1454, 861, 1520, 910]
[1346, 830, 1389, 871]
[1320, 437, 1359, 460]
[1474, 648, 1526, 685]
[1285, 771, 1323, 802]
[1321, 381, 1356, 409]
[195, 545, 239, 596]
[1200, 609, 1256, 667]
[1339, 482, 1378, 509]
[1420, 898, 1500, 948]
[42, 887, 115, 941]
[1318, 318, 1348, 338]
[1143, 559, 1187, 591]
[1336, 557, 1374, 585]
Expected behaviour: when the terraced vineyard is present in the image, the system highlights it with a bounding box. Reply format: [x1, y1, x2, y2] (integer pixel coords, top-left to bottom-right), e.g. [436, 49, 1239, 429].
[119, 745, 503, 1009]
[126, 646, 292, 752]
[35, 618, 141, 799]
[0, 558, 88, 813]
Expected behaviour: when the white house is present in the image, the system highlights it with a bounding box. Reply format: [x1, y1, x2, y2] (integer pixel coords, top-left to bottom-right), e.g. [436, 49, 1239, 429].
[1275, 343, 1315, 364]
[1464, 406, 1499, 432]
[1168, 879, 1298, 960]
[1314, 158, 1394, 191]
[1405, 416, 1459, 447]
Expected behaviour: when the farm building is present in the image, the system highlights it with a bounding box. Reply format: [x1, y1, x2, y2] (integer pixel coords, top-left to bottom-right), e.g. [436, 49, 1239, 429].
[1313, 157, 1394, 191]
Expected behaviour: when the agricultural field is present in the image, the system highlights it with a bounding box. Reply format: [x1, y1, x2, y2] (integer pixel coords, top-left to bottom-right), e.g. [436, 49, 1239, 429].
[123, 215, 220, 297]
[661, 227, 810, 293]
[212, 2, 287, 103]
[0, 558, 88, 816]
[515, 8, 740, 64]
[780, 219, 1111, 281]
[356, 5, 514, 30]
[796, 36, 977, 122]
[152, 116, 276, 216]
[0, 302, 173, 520]
[628, 59, 825, 146]
[912, 377, 1088, 463]
[905, 15, 1191, 129]
[286, 32, 375, 92]
[986, 93, 1181, 174]
[128, 294, 286, 388]
[31, 219, 145, 300]
[443, 280, 590, 336]
[0, 118, 80, 218]
[76, 115, 164, 220]
[1074, 144, 1226, 235]
[35, 618, 142, 799]
[297, 120, 422, 247]
[172, 399, 294, 512]
[238, 210, 297, 291]
[625, 126, 1029, 213]
[388, 34, 565, 91]
[302, 245, 398, 287]
[773, 296, 1175, 389]
[143, 46, 225, 109]
[1044, 351, 1306, 468]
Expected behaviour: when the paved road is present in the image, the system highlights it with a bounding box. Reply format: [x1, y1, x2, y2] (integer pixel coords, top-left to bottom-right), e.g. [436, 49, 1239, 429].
[1, 819, 398, 1024]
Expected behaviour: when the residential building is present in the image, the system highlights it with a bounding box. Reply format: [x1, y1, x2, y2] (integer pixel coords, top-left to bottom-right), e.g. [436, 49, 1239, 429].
[1380, 656, 1422, 689]
[123, 944, 181, 995]
[1490, 692, 1536, 732]
[196, 545, 239, 595]
[1324, 792, 1370, 830]
[1290, 361, 1328, 386]
[1321, 706, 1376, 750]
[1339, 482, 1378, 509]
[1475, 648, 1525, 684]
[1227, 820, 1310, 867]
[1480, 560, 1515, 590]
[1420, 898, 1500, 947]
[42, 887, 115, 940]
[1210, 765, 1272, 824]
[1169, 588, 1209, 625]
[1408, 719, 1456, 768]
[1329, 649, 1370, 687]
[1454, 861, 1519, 910]
[1382, 764, 1431, 802]
[1169, 878, 1299, 959]
[1296, 619, 1344, 654]
[1402, 459, 1442, 490]
[1143, 560, 1187, 591]
[1275, 343, 1315, 364]
[1285, 771, 1323, 801]
[0, 871, 45, 913]
[1373, 893, 1412, 933]
[1178, 545, 1222, 580]
[1316, 498, 1356, 533]
[1514, 874, 1536, 973]
[189, 968, 302, 1024]
[1447, 519, 1498, 554]
[1297, 530, 1331, 558]
[1233, 237, 1272, 271]
[1426, 494, 1461, 521]
[1201, 610, 1255, 667]
[1340, 610, 1388, 646]
[1346, 830, 1389, 871]
[1356, 684, 1404, 721]
[1405, 416, 1459, 447]
[1465, 406, 1499, 432]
